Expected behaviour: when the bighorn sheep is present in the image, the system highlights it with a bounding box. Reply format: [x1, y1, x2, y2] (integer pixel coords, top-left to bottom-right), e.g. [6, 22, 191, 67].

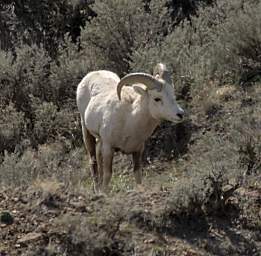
[76, 63, 184, 193]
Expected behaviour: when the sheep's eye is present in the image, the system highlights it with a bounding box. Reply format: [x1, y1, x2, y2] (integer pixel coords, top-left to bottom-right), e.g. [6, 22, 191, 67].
[154, 97, 161, 102]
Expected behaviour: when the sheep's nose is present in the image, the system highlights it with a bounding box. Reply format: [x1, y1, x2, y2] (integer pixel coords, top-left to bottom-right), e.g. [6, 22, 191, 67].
[177, 113, 183, 120]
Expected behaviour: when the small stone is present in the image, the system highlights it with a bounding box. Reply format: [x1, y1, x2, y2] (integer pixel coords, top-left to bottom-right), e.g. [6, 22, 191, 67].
[17, 232, 42, 244]
[0, 212, 14, 225]
[70, 201, 87, 212]
[144, 238, 155, 244]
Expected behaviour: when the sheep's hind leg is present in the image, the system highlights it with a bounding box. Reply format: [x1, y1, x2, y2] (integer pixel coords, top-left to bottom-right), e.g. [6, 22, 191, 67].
[96, 140, 103, 188]
[81, 122, 99, 192]
[101, 143, 114, 194]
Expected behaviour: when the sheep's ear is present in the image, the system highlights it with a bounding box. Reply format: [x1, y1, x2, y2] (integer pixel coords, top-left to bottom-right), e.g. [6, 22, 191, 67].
[133, 85, 147, 96]
[154, 74, 160, 79]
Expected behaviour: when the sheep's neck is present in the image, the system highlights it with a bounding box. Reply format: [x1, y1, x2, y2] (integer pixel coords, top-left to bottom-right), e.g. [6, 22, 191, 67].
[130, 97, 160, 140]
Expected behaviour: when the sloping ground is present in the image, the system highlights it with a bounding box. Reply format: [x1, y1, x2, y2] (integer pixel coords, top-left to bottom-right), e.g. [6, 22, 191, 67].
[0, 83, 260, 256]
[0, 181, 260, 256]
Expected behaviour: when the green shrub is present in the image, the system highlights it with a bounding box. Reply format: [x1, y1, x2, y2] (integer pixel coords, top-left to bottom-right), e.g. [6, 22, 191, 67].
[48, 40, 91, 107]
[0, 41, 86, 110]
[14, 45, 52, 100]
[0, 42, 86, 150]
[0, 103, 26, 154]
[240, 193, 261, 231]
[81, 0, 170, 75]
[162, 82, 260, 218]
[0, 44, 52, 116]
[160, 126, 246, 218]
[30, 97, 81, 146]
[0, 149, 38, 187]
[167, 0, 215, 24]
[32, 100, 60, 144]
[0, 0, 93, 55]
[53, 201, 132, 256]
[130, 0, 261, 96]
[233, 107, 261, 176]
[212, 1, 261, 85]
[129, 2, 225, 91]
[0, 50, 16, 104]
[162, 166, 240, 219]
[0, 142, 87, 188]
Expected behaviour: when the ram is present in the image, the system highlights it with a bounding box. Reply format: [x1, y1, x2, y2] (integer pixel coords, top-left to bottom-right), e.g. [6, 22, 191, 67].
[76, 63, 184, 193]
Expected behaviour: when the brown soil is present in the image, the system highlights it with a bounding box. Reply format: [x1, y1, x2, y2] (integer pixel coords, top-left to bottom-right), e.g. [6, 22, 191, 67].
[1, 181, 260, 256]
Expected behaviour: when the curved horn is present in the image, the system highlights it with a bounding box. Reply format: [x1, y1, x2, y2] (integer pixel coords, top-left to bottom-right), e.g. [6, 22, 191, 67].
[153, 63, 172, 84]
[117, 73, 162, 100]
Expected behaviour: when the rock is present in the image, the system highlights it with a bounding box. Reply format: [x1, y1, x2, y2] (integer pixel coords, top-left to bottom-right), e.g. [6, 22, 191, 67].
[70, 201, 88, 212]
[215, 85, 235, 100]
[144, 238, 156, 244]
[0, 212, 14, 225]
[17, 232, 42, 244]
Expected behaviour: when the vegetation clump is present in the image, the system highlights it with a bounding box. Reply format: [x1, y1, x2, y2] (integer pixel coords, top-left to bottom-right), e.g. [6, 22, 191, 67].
[0, 0, 260, 255]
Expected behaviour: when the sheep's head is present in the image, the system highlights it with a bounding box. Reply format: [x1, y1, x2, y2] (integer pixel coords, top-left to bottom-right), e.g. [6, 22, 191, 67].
[117, 63, 184, 122]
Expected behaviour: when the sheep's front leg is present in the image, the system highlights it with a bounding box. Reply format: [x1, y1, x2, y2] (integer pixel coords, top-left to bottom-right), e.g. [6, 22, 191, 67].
[101, 144, 114, 193]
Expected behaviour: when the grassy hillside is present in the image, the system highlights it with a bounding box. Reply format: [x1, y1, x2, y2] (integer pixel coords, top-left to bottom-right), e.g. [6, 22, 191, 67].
[0, 0, 260, 255]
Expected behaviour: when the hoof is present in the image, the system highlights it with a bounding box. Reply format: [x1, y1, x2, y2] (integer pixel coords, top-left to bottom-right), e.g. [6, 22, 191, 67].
[136, 184, 145, 192]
